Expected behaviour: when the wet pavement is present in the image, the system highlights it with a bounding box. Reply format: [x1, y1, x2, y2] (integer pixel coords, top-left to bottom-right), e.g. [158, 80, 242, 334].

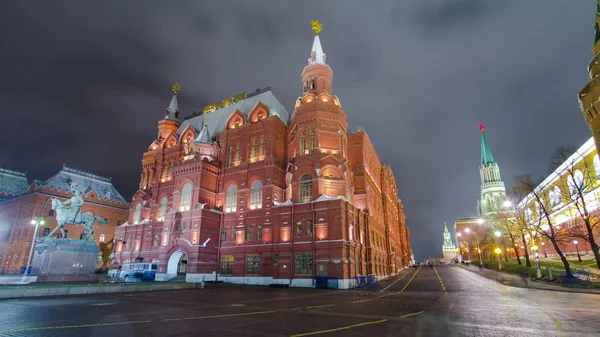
[0, 265, 599, 336]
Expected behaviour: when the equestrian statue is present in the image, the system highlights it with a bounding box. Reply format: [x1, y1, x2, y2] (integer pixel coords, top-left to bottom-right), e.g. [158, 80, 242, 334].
[45, 191, 107, 242]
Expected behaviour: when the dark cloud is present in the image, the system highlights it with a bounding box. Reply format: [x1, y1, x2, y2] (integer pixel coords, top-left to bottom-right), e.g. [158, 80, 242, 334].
[0, 0, 596, 261]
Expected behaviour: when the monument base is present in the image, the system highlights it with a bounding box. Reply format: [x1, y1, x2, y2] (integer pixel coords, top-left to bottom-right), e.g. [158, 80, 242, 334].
[31, 238, 100, 283]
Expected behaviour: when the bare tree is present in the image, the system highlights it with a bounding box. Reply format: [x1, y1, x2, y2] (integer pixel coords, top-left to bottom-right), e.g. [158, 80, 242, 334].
[550, 146, 600, 270]
[489, 208, 522, 265]
[513, 174, 573, 277]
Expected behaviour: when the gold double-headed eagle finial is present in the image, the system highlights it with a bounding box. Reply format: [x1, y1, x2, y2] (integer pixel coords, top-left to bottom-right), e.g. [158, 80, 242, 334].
[172, 82, 181, 96]
[311, 20, 322, 35]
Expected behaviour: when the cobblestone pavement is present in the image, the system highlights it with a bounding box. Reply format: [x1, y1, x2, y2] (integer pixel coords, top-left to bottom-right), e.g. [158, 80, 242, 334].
[0, 265, 599, 336]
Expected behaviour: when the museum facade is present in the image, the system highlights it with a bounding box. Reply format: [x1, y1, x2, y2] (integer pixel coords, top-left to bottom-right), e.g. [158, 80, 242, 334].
[114, 25, 412, 288]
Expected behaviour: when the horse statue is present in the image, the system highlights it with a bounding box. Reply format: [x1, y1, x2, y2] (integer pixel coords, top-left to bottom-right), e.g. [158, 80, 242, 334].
[46, 195, 107, 242]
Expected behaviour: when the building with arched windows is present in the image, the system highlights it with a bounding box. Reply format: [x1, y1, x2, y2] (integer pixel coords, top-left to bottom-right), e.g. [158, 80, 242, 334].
[0, 165, 128, 273]
[114, 26, 412, 288]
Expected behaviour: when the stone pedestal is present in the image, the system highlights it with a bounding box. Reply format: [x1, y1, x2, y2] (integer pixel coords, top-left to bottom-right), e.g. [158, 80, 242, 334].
[31, 238, 99, 283]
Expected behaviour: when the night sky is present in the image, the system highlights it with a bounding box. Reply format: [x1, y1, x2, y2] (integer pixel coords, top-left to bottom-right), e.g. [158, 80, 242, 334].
[0, 1, 595, 261]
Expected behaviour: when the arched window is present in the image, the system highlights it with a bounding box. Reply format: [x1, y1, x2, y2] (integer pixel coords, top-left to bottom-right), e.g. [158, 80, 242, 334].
[158, 197, 168, 220]
[309, 130, 315, 153]
[260, 138, 266, 158]
[251, 140, 258, 161]
[550, 186, 562, 208]
[226, 186, 237, 213]
[133, 203, 142, 224]
[246, 225, 253, 241]
[594, 155, 600, 180]
[99, 234, 105, 242]
[250, 181, 263, 209]
[300, 133, 306, 154]
[299, 174, 313, 203]
[568, 169, 585, 196]
[180, 183, 193, 211]
[236, 145, 242, 163]
[228, 146, 234, 167]
[524, 208, 533, 223]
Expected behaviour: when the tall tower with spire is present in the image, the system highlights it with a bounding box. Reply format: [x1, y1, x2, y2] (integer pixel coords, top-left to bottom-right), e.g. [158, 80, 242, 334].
[477, 125, 506, 217]
[578, 1, 600, 154]
[442, 222, 457, 262]
[287, 20, 353, 202]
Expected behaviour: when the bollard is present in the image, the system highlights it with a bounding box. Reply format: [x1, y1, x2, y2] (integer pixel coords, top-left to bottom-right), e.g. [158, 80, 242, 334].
[546, 267, 554, 281]
[201, 275, 205, 289]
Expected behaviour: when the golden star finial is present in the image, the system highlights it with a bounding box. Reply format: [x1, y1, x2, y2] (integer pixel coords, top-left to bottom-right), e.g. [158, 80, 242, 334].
[311, 20, 322, 35]
[172, 82, 181, 96]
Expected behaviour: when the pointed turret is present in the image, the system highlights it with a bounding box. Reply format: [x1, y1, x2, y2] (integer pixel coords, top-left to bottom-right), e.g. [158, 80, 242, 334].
[195, 117, 211, 144]
[301, 20, 333, 94]
[157, 83, 182, 141]
[477, 125, 506, 217]
[164, 82, 181, 120]
[479, 124, 495, 165]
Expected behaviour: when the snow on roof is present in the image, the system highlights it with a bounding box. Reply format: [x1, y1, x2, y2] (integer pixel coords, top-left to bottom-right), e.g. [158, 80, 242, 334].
[178, 88, 289, 140]
[0, 168, 29, 200]
[36, 165, 128, 204]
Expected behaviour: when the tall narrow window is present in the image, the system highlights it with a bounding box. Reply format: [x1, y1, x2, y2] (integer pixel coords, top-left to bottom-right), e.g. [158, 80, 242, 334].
[295, 252, 313, 275]
[158, 197, 168, 221]
[245, 254, 260, 274]
[236, 145, 242, 164]
[228, 146, 234, 167]
[309, 130, 315, 153]
[221, 228, 227, 242]
[257, 224, 263, 241]
[299, 174, 313, 203]
[220, 255, 234, 274]
[226, 186, 237, 213]
[246, 226, 253, 241]
[179, 183, 193, 211]
[260, 138, 266, 158]
[307, 220, 313, 236]
[296, 221, 302, 237]
[300, 133, 306, 154]
[251, 140, 258, 161]
[133, 203, 142, 224]
[250, 181, 263, 209]
[231, 227, 236, 242]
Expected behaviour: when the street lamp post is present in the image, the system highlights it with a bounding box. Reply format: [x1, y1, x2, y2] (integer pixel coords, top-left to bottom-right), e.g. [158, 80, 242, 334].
[573, 240, 582, 263]
[21, 217, 44, 283]
[494, 248, 502, 270]
[532, 245, 542, 279]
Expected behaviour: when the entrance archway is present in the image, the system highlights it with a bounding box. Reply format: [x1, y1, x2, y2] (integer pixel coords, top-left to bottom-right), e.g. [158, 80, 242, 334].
[167, 250, 187, 276]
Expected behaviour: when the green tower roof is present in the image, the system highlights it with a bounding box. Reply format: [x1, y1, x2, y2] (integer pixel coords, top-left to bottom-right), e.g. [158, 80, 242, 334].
[479, 124, 495, 165]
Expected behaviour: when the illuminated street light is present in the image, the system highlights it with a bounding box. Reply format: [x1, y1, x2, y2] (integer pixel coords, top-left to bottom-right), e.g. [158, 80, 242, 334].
[477, 218, 484, 225]
[465, 228, 471, 233]
[494, 231, 501, 237]
[494, 248, 502, 270]
[573, 240, 582, 262]
[503, 200, 512, 208]
[21, 217, 45, 283]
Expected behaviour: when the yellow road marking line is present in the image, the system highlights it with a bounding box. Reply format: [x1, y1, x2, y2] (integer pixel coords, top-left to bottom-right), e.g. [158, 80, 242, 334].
[433, 266, 447, 294]
[397, 265, 421, 293]
[290, 319, 389, 336]
[447, 265, 564, 333]
[305, 304, 335, 309]
[1, 320, 153, 333]
[399, 311, 424, 318]
[163, 310, 275, 321]
[378, 269, 415, 293]
[350, 298, 372, 303]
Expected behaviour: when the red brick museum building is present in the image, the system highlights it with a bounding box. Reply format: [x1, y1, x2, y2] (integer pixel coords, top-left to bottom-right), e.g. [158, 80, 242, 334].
[114, 27, 412, 288]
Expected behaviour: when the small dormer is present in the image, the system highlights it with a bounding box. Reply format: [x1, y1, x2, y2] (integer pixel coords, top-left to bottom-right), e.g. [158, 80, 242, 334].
[248, 102, 270, 123]
[226, 109, 245, 129]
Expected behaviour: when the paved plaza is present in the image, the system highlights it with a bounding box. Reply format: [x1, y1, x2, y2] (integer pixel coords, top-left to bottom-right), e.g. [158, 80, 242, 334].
[0, 266, 599, 336]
